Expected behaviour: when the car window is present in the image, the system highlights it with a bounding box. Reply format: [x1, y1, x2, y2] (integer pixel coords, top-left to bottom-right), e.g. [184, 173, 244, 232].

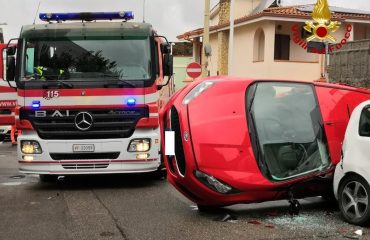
[247, 82, 330, 181]
[359, 107, 370, 137]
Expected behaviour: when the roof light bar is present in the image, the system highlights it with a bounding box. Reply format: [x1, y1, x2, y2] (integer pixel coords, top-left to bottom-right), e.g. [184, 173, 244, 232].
[39, 11, 134, 22]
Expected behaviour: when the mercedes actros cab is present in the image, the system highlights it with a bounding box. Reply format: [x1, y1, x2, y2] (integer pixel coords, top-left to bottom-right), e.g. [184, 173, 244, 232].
[3, 12, 173, 181]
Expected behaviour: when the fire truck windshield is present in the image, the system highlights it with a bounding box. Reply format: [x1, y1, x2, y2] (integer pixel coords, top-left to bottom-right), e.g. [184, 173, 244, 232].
[21, 37, 152, 82]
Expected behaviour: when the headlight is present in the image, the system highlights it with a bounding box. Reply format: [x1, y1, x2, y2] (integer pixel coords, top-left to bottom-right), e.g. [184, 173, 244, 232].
[21, 141, 43, 154]
[128, 139, 151, 152]
[182, 81, 216, 105]
[194, 170, 239, 194]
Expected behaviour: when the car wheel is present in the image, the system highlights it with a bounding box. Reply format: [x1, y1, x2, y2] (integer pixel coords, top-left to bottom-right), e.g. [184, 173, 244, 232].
[39, 174, 58, 183]
[338, 175, 370, 226]
[322, 189, 338, 206]
[197, 204, 220, 213]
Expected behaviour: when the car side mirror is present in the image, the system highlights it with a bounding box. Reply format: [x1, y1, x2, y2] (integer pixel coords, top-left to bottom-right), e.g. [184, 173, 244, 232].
[161, 43, 171, 54]
[157, 54, 174, 90]
[6, 46, 16, 56]
[163, 54, 173, 77]
[6, 56, 16, 81]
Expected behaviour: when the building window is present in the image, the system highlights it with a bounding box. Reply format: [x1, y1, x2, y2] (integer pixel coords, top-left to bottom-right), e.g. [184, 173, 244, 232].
[253, 28, 265, 62]
[274, 34, 290, 60]
[359, 107, 370, 137]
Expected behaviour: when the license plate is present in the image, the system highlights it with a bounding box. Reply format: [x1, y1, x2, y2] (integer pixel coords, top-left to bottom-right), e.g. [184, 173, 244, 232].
[73, 144, 95, 152]
[165, 131, 175, 156]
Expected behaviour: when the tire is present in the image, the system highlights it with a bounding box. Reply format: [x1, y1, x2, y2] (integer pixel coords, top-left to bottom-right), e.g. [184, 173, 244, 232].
[152, 154, 167, 180]
[338, 175, 370, 226]
[197, 204, 220, 213]
[151, 169, 167, 180]
[39, 174, 58, 183]
[322, 188, 338, 206]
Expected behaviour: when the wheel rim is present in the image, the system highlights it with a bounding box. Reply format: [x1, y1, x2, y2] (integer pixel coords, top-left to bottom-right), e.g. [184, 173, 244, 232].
[341, 181, 369, 220]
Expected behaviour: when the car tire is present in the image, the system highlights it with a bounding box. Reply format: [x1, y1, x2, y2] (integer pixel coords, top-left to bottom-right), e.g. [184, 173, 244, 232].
[338, 175, 370, 226]
[197, 204, 220, 213]
[39, 174, 58, 183]
[322, 189, 338, 206]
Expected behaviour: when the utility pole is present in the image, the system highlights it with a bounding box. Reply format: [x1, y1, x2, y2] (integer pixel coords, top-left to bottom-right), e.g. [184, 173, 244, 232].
[228, 0, 235, 75]
[143, 0, 146, 23]
[202, 0, 210, 77]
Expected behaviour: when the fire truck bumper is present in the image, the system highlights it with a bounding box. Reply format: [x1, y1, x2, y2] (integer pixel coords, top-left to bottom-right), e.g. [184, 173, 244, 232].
[17, 128, 161, 175]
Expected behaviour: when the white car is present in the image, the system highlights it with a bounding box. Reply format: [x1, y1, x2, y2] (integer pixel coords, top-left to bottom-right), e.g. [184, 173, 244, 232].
[0, 125, 11, 142]
[334, 100, 370, 226]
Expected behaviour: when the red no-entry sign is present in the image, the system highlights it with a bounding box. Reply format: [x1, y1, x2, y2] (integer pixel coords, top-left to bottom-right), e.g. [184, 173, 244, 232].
[186, 62, 202, 79]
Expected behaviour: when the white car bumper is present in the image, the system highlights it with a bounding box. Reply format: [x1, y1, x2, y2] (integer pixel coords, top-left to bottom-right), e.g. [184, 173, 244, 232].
[18, 128, 161, 175]
[333, 162, 345, 199]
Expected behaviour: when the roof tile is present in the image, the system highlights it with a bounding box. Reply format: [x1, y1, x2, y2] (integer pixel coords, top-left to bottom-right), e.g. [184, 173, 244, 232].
[177, 5, 370, 40]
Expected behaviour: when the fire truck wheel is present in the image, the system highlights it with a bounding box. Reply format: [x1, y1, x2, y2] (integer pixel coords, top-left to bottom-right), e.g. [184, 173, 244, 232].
[152, 169, 167, 180]
[39, 174, 58, 183]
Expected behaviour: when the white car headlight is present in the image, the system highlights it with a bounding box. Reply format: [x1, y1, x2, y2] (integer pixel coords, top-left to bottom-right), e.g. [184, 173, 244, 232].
[182, 81, 216, 105]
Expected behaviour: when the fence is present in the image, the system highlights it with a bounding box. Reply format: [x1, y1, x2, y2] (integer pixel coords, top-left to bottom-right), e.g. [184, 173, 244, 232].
[329, 40, 370, 87]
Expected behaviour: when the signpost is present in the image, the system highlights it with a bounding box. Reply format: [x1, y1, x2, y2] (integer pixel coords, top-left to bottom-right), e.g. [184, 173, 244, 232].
[186, 62, 202, 79]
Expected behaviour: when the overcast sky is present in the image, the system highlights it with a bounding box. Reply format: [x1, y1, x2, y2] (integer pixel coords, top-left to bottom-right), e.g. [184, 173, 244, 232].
[0, 0, 369, 42]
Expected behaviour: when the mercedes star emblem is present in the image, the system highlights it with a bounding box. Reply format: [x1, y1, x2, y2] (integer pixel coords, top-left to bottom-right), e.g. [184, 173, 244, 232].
[74, 112, 94, 131]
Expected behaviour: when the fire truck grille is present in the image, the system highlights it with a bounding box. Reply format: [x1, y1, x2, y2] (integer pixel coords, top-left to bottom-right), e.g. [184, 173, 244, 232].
[50, 152, 120, 161]
[170, 107, 186, 176]
[21, 108, 148, 140]
[62, 164, 109, 170]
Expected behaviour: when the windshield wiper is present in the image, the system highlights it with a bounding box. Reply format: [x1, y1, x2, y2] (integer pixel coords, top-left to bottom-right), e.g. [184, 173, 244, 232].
[102, 75, 136, 88]
[56, 80, 74, 89]
[42, 80, 74, 89]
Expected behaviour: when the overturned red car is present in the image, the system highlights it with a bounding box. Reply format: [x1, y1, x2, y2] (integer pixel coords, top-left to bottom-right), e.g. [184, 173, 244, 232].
[160, 77, 370, 211]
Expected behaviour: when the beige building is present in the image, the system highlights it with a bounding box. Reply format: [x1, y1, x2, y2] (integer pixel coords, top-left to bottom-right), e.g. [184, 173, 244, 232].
[178, 1, 370, 81]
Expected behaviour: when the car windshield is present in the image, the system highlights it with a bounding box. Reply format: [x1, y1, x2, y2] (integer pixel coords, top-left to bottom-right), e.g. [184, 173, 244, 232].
[247, 82, 330, 181]
[22, 37, 151, 81]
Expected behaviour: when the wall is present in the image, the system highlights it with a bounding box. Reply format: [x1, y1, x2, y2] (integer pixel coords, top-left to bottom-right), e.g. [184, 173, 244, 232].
[210, 0, 262, 26]
[275, 21, 318, 62]
[173, 57, 193, 91]
[235, 0, 262, 17]
[231, 21, 322, 81]
[329, 40, 370, 87]
[354, 23, 370, 40]
[209, 33, 219, 76]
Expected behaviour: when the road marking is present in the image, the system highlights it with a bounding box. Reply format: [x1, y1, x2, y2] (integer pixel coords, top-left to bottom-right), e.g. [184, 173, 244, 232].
[2, 182, 25, 186]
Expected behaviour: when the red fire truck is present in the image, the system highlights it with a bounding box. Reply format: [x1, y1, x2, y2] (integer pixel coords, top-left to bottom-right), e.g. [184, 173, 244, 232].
[0, 43, 17, 142]
[3, 12, 173, 181]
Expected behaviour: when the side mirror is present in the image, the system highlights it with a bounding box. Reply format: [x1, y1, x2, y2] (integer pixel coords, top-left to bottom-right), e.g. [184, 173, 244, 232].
[6, 56, 16, 81]
[161, 43, 171, 54]
[163, 54, 173, 77]
[6, 46, 16, 56]
[157, 54, 174, 90]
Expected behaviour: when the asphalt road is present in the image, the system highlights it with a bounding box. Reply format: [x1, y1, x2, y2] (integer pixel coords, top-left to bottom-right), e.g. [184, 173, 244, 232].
[0, 142, 368, 240]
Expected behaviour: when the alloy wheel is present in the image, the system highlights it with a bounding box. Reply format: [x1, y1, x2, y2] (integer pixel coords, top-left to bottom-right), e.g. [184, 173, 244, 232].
[341, 181, 369, 220]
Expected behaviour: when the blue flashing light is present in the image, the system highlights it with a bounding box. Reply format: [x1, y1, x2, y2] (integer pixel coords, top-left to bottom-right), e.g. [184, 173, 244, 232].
[127, 98, 136, 107]
[39, 11, 134, 22]
[32, 101, 41, 109]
